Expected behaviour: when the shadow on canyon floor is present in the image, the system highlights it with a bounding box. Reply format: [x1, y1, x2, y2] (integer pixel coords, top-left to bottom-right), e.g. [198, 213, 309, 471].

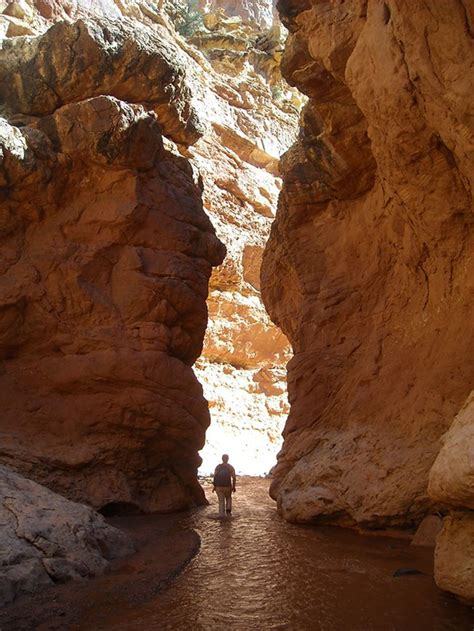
[1, 478, 473, 630]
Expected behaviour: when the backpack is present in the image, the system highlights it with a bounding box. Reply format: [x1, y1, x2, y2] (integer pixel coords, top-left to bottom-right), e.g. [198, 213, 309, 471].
[214, 464, 232, 486]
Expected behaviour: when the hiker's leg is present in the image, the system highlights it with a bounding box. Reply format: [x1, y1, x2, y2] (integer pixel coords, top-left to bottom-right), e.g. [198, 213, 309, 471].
[216, 487, 226, 515]
[225, 487, 232, 513]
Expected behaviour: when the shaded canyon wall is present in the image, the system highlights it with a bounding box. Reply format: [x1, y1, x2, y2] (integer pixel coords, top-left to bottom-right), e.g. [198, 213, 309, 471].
[0, 17, 226, 511]
[0, 0, 299, 505]
[262, 0, 474, 529]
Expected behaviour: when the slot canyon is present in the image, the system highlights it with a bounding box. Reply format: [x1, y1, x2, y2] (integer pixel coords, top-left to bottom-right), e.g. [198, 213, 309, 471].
[0, 0, 473, 629]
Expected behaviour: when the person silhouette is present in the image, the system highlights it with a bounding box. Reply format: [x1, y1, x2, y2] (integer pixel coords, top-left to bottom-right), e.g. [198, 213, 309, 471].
[212, 454, 236, 516]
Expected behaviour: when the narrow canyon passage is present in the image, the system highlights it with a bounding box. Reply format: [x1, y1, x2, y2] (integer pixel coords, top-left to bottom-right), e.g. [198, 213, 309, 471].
[1, 0, 473, 619]
[70, 480, 472, 630]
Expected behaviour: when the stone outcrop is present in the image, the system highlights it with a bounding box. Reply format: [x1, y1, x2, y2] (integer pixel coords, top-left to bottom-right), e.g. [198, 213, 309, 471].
[0, 17, 205, 144]
[262, 0, 474, 527]
[429, 393, 474, 603]
[433, 513, 474, 605]
[429, 393, 474, 511]
[0, 465, 134, 607]
[0, 17, 226, 511]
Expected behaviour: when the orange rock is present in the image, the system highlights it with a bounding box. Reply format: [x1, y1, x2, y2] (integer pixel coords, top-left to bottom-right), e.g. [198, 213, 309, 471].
[0, 19, 205, 144]
[429, 393, 474, 601]
[434, 512, 474, 605]
[429, 392, 474, 511]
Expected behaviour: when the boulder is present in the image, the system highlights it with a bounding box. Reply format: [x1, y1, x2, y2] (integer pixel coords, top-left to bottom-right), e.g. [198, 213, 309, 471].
[434, 512, 474, 605]
[429, 393, 474, 602]
[0, 465, 134, 607]
[429, 392, 474, 510]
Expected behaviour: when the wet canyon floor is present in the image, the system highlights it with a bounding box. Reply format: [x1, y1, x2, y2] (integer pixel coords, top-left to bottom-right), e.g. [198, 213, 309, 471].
[2, 478, 473, 630]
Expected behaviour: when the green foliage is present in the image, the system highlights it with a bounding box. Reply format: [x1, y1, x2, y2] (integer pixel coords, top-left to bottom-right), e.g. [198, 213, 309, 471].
[175, 0, 203, 38]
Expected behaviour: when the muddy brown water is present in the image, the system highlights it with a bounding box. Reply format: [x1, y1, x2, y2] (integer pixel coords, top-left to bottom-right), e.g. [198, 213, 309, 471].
[81, 478, 473, 631]
[2, 478, 473, 630]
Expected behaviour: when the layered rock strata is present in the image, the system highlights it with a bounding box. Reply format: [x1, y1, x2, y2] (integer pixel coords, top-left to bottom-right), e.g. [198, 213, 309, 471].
[0, 18, 225, 511]
[262, 0, 474, 526]
[429, 393, 474, 604]
[0, 465, 134, 607]
[177, 6, 298, 474]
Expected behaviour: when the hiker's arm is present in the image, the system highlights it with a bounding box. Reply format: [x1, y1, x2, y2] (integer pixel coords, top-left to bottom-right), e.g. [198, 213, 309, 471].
[232, 467, 236, 492]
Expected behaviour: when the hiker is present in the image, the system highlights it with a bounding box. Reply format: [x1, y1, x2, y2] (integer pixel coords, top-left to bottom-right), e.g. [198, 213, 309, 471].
[212, 454, 236, 516]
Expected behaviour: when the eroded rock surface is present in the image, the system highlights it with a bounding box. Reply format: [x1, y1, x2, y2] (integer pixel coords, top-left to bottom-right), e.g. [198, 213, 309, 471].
[434, 512, 474, 605]
[0, 18, 225, 511]
[178, 8, 298, 474]
[429, 392, 474, 511]
[0, 465, 134, 607]
[0, 17, 205, 144]
[262, 0, 474, 526]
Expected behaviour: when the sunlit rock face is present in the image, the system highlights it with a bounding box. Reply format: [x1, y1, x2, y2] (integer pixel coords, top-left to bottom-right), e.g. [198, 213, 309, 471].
[198, 0, 277, 30]
[262, 0, 474, 527]
[429, 394, 474, 604]
[0, 17, 225, 512]
[177, 4, 299, 476]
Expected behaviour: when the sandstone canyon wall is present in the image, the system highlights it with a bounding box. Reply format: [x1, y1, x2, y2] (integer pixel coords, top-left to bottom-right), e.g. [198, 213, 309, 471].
[262, 0, 474, 528]
[0, 0, 299, 506]
[188, 11, 298, 473]
[0, 17, 226, 511]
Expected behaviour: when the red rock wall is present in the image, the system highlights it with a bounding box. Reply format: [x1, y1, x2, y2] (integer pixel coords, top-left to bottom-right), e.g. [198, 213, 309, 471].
[0, 20, 224, 512]
[262, 0, 474, 527]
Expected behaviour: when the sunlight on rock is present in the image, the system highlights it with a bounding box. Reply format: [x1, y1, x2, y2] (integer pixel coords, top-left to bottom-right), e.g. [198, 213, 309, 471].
[196, 363, 288, 476]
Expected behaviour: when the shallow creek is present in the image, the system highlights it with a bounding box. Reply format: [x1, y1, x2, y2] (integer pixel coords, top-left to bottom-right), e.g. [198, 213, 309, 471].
[91, 478, 473, 631]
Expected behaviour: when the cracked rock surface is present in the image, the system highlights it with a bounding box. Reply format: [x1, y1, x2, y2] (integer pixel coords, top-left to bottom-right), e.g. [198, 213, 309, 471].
[0, 465, 134, 607]
[262, 0, 474, 527]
